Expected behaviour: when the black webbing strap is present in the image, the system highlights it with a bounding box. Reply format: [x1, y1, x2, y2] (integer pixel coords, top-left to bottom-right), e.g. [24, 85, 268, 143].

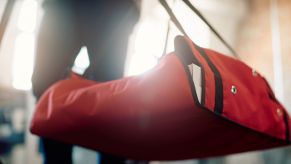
[161, 20, 171, 57]
[159, 0, 239, 59]
[159, 0, 188, 37]
[0, 0, 16, 49]
[160, 0, 225, 115]
[182, 0, 239, 58]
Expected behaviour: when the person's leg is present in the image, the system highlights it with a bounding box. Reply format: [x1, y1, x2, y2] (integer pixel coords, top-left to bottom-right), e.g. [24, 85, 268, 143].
[83, 2, 141, 164]
[86, 40, 133, 164]
[41, 138, 73, 164]
[83, 1, 140, 81]
[32, 7, 81, 98]
[32, 5, 81, 164]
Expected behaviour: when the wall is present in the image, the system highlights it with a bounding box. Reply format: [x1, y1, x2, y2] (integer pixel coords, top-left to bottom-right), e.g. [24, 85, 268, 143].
[236, 0, 291, 111]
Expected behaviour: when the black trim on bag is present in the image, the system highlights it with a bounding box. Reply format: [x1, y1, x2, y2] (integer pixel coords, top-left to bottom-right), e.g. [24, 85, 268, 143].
[201, 64, 206, 106]
[175, 36, 223, 115]
[161, 0, 289, 143]
[175, 36, 205, 107]
[159, 0, 224, 114]
[195, 46, 224, 115]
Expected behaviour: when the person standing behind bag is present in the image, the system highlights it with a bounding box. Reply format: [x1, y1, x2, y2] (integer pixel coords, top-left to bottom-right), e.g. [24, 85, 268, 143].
[31, 0, 140, 163]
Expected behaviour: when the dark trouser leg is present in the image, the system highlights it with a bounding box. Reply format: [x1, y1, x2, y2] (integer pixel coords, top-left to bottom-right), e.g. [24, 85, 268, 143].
[41, 138, 73, 164]
[32, 7, 81, 164]
[83, 4, 141, 163]
[99, 153, 127, 164]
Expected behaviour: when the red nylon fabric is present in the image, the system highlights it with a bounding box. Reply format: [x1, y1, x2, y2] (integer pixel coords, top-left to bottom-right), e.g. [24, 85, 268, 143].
[205, 47, 287, 140]
[180, 37, 288, 140]
[30, 36, 290, 160]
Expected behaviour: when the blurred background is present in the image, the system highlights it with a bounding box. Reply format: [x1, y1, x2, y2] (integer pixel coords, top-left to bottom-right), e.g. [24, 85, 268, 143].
[0, 0, 291, 163]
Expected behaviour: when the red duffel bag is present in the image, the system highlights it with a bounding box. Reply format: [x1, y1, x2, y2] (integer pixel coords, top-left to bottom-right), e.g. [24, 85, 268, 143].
[30, 35, 290, 160]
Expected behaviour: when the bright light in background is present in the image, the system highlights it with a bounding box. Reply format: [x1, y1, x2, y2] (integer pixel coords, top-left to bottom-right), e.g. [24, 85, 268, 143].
[12, 33, 35, 90]
[126, 1, 210, 76]
[12, 0, 38, 90]
[126, 1, 170, 76]
[173, 1, 210, 47]
[17, 0, 37, 32]
[126, 19, 166, 76]
[72, 47, 90, 74]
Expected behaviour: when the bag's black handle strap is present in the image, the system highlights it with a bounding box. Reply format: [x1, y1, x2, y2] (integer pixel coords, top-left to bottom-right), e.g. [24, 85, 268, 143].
[159, 0, 239, 59]
[161, 20, 171, 57]
[160, 0, 224, 114]
[182, 0, 239, 58]
[159, 0, 188, 37]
